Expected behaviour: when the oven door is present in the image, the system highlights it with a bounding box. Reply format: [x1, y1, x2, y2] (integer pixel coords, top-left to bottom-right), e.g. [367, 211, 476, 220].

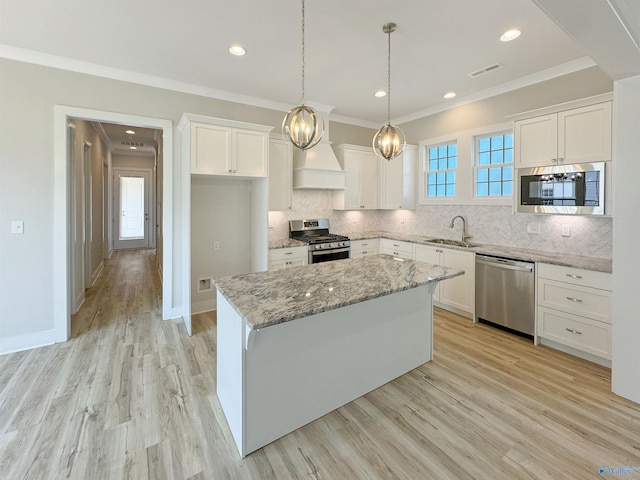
[309, 247, 350, 264]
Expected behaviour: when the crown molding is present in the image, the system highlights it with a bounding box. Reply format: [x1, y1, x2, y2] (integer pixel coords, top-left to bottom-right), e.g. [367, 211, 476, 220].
[394, 56, 597, 125]
[1, 45, 598, 129]
[0, 44, 296, 114]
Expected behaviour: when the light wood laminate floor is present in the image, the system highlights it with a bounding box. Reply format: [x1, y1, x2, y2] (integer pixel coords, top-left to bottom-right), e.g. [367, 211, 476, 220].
[1, 249, 639, 479]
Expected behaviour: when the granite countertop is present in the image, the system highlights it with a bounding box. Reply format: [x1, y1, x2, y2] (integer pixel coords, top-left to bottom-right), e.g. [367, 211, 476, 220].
[214, 254, 463, 330]
[268, 238, 307, 249]
[341, 231, 613, 273]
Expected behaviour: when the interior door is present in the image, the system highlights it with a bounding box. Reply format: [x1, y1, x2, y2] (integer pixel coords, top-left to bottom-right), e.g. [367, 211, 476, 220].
[113, 169, 151, 250]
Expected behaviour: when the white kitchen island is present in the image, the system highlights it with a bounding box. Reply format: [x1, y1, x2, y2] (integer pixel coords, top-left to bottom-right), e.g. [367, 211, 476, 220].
[213, 254, 463, 457]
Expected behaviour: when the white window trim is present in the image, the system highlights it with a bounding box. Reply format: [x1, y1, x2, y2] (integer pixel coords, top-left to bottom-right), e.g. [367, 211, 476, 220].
[473, 128, 514, 201]
[419, 122, 512, 206]
[421, 139, 458, 202]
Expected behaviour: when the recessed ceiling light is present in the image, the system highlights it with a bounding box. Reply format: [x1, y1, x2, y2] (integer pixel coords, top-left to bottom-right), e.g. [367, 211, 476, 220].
[125, 129, 135, 135]
[374, 90, 387, 98]
[129, 146, 137, 150]
[443, 92, 456, 99]
[229, 45, 246, 56]
[500, 29, 521, 42]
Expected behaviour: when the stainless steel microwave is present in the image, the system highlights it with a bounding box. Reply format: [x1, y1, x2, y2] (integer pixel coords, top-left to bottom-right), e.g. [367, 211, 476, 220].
[516, 162, 605, 215]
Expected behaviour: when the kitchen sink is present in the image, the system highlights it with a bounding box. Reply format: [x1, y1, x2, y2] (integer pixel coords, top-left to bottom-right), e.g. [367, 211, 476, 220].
[425, 238, 478, 248]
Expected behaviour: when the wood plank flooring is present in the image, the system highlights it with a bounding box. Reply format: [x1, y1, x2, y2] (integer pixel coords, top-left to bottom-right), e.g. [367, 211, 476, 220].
[1, 249, 639, 479]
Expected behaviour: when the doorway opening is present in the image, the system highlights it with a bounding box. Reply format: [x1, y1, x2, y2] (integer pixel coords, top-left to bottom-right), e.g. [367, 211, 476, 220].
[54, 106, 175, 343]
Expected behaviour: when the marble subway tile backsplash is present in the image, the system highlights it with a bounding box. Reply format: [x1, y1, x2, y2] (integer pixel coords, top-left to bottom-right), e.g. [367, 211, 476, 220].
[268, 190, 612, 259]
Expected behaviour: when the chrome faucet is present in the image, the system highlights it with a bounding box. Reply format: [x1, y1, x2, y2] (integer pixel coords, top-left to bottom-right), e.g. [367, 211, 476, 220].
[449, 215, 472, 243]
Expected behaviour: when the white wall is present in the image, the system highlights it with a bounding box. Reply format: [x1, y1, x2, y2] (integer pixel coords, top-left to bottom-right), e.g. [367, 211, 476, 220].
[611, 76, 640, 403]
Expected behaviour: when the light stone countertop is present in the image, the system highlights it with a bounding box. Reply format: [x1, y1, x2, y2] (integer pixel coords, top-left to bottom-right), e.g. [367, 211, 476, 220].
[268, 230, 612, 273]
[268, 238, 307, 249]
[214, 254, 464, 330]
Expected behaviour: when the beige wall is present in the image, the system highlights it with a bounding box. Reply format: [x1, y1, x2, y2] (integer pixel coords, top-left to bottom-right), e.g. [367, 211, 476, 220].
[0, 57, 377, 349]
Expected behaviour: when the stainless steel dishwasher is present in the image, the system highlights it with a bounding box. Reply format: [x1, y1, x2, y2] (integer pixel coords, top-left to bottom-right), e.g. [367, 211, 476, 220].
[475, 254, 535, 337]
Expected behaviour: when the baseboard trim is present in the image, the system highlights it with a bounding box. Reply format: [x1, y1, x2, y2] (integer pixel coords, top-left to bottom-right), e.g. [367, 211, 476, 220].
[0, 329, 56, 355]
[539, 337, 611, 368]
[192, 299, 216, 315]
[91, 261, 104, 287]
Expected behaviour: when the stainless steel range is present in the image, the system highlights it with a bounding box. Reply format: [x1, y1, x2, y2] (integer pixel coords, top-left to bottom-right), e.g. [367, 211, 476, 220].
[289, 219, 350, 264]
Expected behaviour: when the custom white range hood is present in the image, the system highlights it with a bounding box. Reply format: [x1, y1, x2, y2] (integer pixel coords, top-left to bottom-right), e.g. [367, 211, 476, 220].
[292, 111, 345, 190]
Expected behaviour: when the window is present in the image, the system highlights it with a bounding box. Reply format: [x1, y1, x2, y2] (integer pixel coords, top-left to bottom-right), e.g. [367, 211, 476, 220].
[426, 143, 456, 197]
[475, 133, 513, 197]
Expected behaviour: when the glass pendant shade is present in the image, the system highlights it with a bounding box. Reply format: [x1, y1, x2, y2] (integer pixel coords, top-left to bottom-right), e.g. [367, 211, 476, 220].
[373, 22, 404, 161]
[282, 104, 324, 150]
[282, 0, 323, 150]
[373, 124, 405, 161]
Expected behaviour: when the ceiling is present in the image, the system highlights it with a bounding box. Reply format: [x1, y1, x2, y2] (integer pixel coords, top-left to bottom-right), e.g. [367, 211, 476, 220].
[94, 122, 160, 156]
[0, 0, 593, 127]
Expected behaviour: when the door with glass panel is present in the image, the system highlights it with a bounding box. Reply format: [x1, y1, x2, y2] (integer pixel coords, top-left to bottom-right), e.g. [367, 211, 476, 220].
[113, 170, 151, 250]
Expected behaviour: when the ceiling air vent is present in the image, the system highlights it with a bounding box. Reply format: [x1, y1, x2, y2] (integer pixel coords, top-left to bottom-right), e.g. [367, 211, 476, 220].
[468, 63, 504, 78]
[121, 140, 145, 147]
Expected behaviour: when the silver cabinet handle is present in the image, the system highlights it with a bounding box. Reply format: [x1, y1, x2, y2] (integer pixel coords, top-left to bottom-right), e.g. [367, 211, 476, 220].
[551, 158, 558, 163]
[566, 296, 583, 303]
[284, 252, 293, 255]
[565, 328, 583, 335]
[566, 273, 583, 279]
[557, 157, 564, 163]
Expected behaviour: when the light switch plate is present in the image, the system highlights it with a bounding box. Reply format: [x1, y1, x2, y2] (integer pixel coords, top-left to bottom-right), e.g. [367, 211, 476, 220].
[11, 220, 24, 234]
[561, 224, 571, 237]
[526, 223, 540, 235]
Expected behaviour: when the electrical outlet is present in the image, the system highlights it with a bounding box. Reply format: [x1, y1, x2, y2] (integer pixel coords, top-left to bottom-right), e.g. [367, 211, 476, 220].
[526, 223, 540, 235]
[213, 241, 220, 250]
[561, 224, 571, 237]
[197, 277, 213, 292]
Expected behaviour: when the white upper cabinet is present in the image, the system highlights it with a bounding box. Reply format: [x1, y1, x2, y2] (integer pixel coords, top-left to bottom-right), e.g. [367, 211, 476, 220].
[558, 102, 612, 165]
[333, 145, 379, 210]
[514, 100, 612, 168]
[232, 129, 269, 177]
[268, 136, 293, 211]
[379, 145, 417, 210]
[191, 123, 231, 175]
[179, 114, 272, 177]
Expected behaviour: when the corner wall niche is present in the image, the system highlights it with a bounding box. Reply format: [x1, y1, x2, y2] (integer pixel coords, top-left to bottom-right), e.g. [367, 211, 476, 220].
[179, 113, 272, 334]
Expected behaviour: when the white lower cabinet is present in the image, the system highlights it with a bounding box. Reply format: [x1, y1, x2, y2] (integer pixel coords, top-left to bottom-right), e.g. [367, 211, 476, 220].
[537, 263, 612, 363]
[414, 244, 475, 317]
[269, 246, 308, 271]
[380, 239, 413, 259]
[350, 239, 380, 258]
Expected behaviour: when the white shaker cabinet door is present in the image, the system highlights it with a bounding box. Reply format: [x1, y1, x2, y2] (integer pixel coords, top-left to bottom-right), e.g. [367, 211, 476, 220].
[191, 123, 231, 175]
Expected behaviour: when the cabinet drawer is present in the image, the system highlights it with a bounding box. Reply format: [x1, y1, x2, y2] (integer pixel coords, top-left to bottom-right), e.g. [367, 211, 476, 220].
[350, 249, 377, 258]
[537, 263, 611, 291]
[269, 246, 308, 262]
[538, 306, 611, 359]
[350, 239, 380, 251]
[538, 278, 611, 323]
[380, 239, 413, 259]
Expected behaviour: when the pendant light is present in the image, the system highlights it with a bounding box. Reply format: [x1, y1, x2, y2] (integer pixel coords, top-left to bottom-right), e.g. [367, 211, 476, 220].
[373, 23, 405, 161]
[282, 0, 324, 150]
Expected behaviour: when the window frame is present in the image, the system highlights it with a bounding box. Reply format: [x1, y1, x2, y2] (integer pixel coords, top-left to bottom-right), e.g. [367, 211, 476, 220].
[418, 122, 513, 206]
[473, 130, 514, 200]
[424, 141, 458, 199]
